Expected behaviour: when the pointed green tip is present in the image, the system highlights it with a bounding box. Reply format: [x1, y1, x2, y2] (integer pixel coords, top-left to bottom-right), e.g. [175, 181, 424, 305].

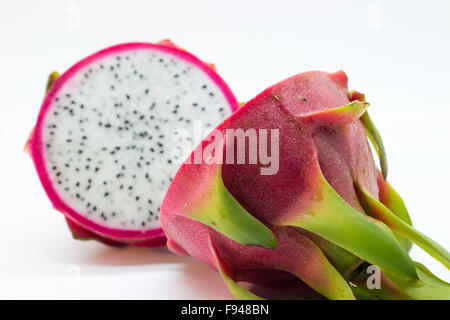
[46, 71, 60, 93]
[356, 183, 450, 270]
[306, 100, 369, 126]
[210, 239, 264, 300]
[360, 111, 388, 179]
[342, 100, 370, 120]
[189, 166, 277, 249]
[348, 92, 388, 179]
[280, 172, 417, 280]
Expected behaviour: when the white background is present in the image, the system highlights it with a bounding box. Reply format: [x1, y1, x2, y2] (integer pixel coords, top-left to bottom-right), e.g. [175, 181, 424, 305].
[0, 0, 449, 299]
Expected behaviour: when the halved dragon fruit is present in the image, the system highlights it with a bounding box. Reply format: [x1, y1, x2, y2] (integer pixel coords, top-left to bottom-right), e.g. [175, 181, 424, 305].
[160, 70, 450, 299]
[27, 40, 238, 247]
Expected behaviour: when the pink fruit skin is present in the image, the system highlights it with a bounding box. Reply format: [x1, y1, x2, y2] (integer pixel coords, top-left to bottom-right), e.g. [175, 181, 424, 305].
[161, 71, 379, 294]
[28, 40, 239, 247]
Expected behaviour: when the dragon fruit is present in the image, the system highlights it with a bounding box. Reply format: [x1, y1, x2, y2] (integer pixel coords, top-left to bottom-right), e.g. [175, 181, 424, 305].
[160, 70, 450, 299]
[27, 40, 238, 247]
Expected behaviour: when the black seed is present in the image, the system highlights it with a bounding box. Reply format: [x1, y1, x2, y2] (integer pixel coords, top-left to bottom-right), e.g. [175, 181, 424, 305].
[104, 192, 109, 197]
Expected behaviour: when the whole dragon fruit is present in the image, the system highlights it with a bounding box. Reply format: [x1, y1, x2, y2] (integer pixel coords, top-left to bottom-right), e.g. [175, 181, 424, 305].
[26, 40, 238, 247]
[160, 71, 450, 299]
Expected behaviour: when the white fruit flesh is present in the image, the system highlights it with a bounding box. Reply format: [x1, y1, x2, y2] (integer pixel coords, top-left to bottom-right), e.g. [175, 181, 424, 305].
[41, 48, 231, 231]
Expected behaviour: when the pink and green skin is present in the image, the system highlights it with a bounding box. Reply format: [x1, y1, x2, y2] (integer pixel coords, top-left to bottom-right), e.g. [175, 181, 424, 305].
[25, 40, 239, 248]
[161, 71, 450, 299]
